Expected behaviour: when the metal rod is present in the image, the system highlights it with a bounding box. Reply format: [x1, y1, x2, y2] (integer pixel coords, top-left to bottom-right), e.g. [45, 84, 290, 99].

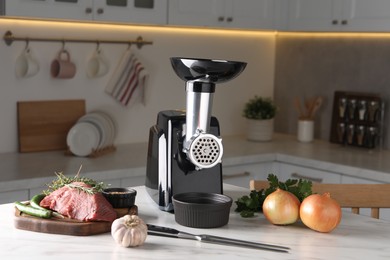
[3, 30, 153, 49]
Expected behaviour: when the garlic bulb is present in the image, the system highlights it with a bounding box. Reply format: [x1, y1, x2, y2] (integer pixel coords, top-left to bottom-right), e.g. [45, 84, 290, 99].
[111, 215, 148, 247]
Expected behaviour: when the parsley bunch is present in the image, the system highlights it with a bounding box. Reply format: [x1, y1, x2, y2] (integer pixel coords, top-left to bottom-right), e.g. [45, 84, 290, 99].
[235, 174, 312, 218]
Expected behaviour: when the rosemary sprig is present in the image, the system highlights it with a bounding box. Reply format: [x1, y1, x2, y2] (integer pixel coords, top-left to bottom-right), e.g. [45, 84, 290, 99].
[65, 183, 101, 195]
[43, 167, 108, 195]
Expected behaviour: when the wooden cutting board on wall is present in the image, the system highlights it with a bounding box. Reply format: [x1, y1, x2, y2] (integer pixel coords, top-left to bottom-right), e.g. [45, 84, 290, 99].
[17, 100, 86, 153]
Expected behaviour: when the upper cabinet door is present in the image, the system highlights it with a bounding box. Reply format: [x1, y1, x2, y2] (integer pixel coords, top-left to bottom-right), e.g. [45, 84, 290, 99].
[343, 0, 390, 31]
[5, 0, 94, 20]
[4, 0, 168, 25]
[93, 0, 168, 24]
[286, 0, 342, 31]
[285, 0, 390, 32]
[168, 0, 225, 27]
[227, 0, 275, 29]
[168, 0, 275, 29]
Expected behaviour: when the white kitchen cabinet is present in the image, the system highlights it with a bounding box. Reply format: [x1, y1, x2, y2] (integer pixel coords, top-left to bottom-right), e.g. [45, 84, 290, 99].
[29, 187, 47, 199]
[4, 0, 168, 25]
[93, 0, 168, 25]
[99, 178, 121, 188]
[286, 0, 390, 32]
[120, 175, 146, 188]
[286, 0, 341, 31]
[223, 161, 344, 188]
[168, 0, 275, 29]
[223, 162, 277, 188]
[276, 162, 342, 183]
[341, 175, 385, 184]
[5, 0, 94, 20]
[0, 189, 29, 204]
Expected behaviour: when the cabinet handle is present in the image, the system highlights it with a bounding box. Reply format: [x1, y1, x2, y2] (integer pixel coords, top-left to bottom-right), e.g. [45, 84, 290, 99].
[341, 20, 348, 25]
[85, 7, 92, 14]
[223, 171, 250, 180]
[218, 16, 225, 22]
[97, 8, 104, 14]
[226, 17, 233, 22]
[332, 20, 338, 25]
[291, 173, 323, 183]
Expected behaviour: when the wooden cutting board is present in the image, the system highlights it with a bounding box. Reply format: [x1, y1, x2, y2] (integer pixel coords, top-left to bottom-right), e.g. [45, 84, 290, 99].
[14, 205, 138, 236]
[17, 100, 86, 153]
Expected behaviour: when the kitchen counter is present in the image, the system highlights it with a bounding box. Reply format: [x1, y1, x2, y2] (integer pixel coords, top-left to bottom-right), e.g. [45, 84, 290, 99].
[1, 184, 389, 259]
[223, 134, 390, 183]
[1, 133, 390, 194]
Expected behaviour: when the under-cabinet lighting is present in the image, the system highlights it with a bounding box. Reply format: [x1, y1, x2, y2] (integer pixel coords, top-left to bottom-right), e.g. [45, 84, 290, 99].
[278, 31, 390, 38]
[7, 17, 390, 39]
[0, 17, 276, 38]
[0, 17, 390, 38]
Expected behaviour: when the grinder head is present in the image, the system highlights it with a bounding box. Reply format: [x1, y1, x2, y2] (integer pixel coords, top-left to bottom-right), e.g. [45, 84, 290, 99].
[170, 57, 247, 170]
[187, 131, 223, 170]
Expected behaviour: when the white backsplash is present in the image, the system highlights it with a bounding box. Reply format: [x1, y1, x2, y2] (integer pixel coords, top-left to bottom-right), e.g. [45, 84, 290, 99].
[274, 34, 390, 150]
[0, 19, 275, 153]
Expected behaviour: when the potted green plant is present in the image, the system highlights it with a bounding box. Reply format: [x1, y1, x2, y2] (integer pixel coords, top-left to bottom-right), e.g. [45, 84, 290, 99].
[243, 96, 277, 141]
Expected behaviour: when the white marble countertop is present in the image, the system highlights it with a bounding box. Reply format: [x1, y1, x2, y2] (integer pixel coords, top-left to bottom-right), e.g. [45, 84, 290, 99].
[1, 184, 389, 260]
[1, 133, 390, 193]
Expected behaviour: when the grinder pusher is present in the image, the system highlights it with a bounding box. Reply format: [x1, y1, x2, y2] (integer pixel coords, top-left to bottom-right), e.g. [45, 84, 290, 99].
[145, 57, 246, 211]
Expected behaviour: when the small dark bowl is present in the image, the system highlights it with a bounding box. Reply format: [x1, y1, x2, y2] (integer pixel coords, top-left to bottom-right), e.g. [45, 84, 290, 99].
[102, 187, 137, 208]
[172, 192, 232, 228]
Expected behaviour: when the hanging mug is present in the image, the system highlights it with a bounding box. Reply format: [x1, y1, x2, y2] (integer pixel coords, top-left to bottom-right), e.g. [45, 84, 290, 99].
[86, 46, 109, 78]
[15, 46, 40, 78]
[51, 49, 76, 79]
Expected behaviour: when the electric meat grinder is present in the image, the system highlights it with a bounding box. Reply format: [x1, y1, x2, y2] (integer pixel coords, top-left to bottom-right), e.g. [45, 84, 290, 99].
[145, 57, 247, 211]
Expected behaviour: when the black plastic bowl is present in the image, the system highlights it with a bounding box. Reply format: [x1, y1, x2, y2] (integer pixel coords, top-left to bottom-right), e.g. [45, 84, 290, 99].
[102, 187, 137, 208]
[172, 192, 233, 228]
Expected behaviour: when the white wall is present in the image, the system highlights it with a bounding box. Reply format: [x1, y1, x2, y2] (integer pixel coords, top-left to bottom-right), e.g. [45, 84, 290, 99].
[0, 19, 275, 153]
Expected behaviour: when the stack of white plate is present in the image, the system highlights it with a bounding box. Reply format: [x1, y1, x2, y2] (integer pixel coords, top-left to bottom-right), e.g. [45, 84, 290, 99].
[66, 111, 117, 157]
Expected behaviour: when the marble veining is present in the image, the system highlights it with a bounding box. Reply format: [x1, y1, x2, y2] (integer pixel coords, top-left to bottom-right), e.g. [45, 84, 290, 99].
[0, 184, 389, 259]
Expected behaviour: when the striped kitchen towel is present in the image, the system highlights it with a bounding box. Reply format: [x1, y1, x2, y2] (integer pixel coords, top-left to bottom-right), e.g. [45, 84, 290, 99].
[105, 49, 148, 107]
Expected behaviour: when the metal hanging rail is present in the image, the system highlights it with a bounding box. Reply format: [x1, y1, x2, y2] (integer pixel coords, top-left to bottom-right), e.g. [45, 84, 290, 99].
[3, 30, 153, 49]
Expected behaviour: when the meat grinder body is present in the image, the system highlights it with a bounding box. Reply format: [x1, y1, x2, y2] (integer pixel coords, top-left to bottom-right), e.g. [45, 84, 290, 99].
[145, 110, 223, 211]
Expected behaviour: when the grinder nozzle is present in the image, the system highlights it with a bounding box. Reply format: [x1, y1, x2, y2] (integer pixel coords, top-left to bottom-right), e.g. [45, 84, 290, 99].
[184, 130, 223, 170]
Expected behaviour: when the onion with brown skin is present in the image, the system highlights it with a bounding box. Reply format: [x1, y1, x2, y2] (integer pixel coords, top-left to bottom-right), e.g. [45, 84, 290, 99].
[300, 193, 342, 233]
[262, 188, 301, 225]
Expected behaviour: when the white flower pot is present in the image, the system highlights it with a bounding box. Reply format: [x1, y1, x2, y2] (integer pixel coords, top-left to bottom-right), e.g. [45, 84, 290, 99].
[246, 118, 274, 142]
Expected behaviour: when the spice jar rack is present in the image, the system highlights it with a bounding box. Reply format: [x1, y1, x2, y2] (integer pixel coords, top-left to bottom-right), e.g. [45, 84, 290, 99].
[330, 91, 384, 149]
